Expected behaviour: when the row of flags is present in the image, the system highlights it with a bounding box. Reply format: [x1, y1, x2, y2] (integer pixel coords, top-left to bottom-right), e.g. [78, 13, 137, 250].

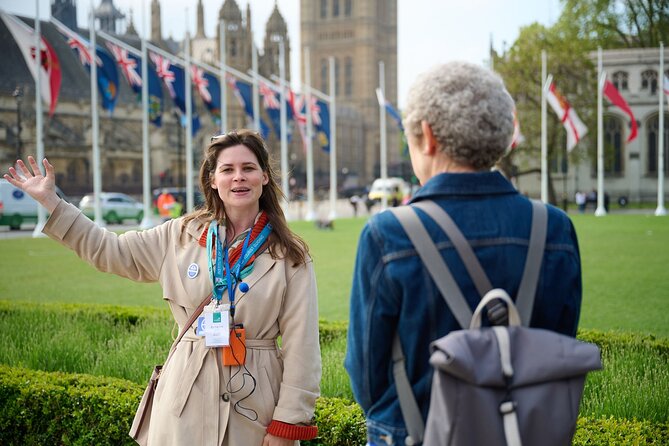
[541, 73, 669, 152]
[0, 10, 332, 152]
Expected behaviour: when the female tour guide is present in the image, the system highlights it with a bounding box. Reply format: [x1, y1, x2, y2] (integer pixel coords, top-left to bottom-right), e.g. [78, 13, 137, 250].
[4, 130, 321, 446]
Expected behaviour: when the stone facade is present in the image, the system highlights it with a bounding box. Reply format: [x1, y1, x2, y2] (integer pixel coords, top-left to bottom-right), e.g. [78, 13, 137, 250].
[514, 47, 669, 206]
[0, 0, 401, 199]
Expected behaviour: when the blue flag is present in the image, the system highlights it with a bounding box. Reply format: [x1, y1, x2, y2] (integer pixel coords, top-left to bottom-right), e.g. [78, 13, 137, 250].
[376, 88, 408, 157]
[229, 77, 270, 139]
[106, 42, 163, 127]
[192, 66, 221, 125]
[259, 81, 293, 141]
[150, 52, 200, 135]
[54, 22, 119, 113]
[301, 97, 331, 153]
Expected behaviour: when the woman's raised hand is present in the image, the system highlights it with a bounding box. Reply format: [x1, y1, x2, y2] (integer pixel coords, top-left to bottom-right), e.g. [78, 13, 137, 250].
[4, 156, 61, 212]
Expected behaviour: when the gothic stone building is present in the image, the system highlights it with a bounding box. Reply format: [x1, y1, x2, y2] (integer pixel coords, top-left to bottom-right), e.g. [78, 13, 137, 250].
[0, 0, 403, 200]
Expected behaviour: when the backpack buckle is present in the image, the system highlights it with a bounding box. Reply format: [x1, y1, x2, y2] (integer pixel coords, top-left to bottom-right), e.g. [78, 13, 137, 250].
[487, 301, 509, 325]
[499, 400, 517, 415]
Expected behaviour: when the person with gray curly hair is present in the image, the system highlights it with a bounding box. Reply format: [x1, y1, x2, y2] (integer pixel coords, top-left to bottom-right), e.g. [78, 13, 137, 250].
[346, 62, 582, 445]
[402, 61, 515, 172]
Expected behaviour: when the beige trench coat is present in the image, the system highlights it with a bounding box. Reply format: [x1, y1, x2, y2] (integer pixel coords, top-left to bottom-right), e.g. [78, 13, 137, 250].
[43, 201, 321, 446]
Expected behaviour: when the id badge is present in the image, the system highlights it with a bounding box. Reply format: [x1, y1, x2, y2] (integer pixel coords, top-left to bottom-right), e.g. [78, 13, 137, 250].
[203, 303, 230, 347]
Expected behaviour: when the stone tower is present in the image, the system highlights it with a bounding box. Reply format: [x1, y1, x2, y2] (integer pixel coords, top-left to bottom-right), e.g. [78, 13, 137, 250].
[195, 0, 206, 39]
[151, 0, 162, 43]
[93, 0, 125, 34]
[217, 0, 252, 73]
[259, 3, 291, 82]
[51, 0, 77, 30]
[301, 0, 399, 183]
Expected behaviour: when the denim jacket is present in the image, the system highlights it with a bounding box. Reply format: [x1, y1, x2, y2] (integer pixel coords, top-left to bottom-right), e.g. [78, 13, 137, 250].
[344, 171, 582, 446]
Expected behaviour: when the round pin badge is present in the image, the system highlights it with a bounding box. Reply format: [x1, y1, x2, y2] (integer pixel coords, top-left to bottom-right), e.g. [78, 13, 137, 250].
[187, 263, 199, 279]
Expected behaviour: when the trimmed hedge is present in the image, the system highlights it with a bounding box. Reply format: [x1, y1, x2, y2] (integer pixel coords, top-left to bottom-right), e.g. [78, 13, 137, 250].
[2, 365, 667, 445]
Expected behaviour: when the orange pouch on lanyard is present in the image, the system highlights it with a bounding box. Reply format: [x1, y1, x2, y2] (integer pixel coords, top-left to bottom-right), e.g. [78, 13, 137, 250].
[222, 326, 246, 365]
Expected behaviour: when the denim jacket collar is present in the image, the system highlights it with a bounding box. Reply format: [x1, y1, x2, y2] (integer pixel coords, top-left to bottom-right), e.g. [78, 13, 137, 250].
[410, 171, 517, 203]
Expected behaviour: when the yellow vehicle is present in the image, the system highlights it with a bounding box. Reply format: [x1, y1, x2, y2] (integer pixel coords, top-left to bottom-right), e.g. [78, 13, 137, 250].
[367, 177, 407, 205]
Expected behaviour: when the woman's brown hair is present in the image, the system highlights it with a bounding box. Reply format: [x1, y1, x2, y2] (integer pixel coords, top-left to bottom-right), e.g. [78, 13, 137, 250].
[182, 129, 309, 265]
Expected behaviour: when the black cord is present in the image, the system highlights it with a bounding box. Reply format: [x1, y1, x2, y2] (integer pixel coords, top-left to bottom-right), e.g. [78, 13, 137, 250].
[225, 317, 258, 422]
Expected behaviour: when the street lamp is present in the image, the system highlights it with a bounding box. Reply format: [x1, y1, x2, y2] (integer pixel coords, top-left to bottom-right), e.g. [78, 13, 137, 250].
[12, 86, 23, 161]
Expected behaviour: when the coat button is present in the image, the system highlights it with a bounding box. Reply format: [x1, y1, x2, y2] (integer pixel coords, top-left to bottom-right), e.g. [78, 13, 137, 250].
[221, 393, 230, 402]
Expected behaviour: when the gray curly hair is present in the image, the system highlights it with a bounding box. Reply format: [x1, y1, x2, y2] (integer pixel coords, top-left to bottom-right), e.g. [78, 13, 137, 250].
[403, 61, 515, 170]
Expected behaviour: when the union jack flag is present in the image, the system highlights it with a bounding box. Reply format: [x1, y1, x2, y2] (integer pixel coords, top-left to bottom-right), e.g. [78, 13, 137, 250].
[52, 19, 118, 113]
[107, 42, 141, 89]
[191, 66, 211, 103]
[259, 82, 280, 109]
[150, 53, 176, 98]
[149, 51, 200, 135]
[191, 66, 221, 123]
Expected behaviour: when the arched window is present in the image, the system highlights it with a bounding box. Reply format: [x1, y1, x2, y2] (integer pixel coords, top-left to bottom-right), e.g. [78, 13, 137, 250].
[641, 70, 658, 95]
[647, 113, 669, 175]
[320, 0, 327, 18]
[345, 57, 353, 96]
[612, 71, 628, 91]
[321, 59, 328, 92]
[604, 115, 624, 175]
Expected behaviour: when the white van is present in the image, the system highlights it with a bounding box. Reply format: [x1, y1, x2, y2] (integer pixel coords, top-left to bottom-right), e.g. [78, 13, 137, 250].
[0, 179, 67, 230]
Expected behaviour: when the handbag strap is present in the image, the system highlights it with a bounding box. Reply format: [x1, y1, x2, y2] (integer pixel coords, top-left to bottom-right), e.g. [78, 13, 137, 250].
[162, 294, 212, 368]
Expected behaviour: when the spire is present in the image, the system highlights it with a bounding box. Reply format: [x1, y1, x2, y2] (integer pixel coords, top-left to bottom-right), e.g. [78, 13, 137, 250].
[126, 9, 138, 36]
[151, 0, 162, 42]
[195, 0, 206, 38]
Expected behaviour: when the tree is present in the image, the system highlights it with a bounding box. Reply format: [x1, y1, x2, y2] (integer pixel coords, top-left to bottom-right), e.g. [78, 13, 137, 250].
[493, 0, 666, 204]
[558, 0, 668, 48]
[493, 23, 596, 204]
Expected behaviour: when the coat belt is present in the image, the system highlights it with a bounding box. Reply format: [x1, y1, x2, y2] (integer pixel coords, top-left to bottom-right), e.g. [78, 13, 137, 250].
[171, 333, 278, 418]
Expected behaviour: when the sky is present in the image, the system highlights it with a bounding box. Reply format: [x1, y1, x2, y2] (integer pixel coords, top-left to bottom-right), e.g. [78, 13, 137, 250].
[2, 0, 563, 107]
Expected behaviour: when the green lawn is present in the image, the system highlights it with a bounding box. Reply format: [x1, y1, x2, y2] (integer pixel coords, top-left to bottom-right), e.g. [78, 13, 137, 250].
[0, 213, 667, 337]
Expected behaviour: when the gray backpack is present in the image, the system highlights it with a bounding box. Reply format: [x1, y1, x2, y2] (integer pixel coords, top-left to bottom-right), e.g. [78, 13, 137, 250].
[389, 200, 602, 446]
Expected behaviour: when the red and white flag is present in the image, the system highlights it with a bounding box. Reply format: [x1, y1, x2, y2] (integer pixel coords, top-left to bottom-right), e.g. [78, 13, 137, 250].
[545, 78, 588, 152]
[1, 12, 61, 116]
[603, 79, 637, 142]
[510, 107, 525, 149]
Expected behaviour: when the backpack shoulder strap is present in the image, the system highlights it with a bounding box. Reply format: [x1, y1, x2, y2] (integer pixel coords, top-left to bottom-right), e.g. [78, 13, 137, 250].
[515, 200, 548, 326]
[389, 205, 473, 328]
[413, 200, 493, 296]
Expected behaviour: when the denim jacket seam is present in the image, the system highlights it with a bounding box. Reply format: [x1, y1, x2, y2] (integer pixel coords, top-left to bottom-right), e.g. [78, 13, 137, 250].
[361, 220, 389, 409]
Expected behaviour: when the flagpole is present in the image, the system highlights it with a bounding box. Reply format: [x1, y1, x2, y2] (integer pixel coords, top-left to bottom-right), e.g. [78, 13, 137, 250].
[32, 0, 46, 237]
[219, 19, 227, 133]
[252, 42, 260, 132]
[278, 38, 289, 213]
[656, 41, 667, 216]
[540, 50, 548, 204]
[328, 56, 337, 220]
[304, 46, 315, 221]
[90, 7, 104, 226]
[185, 28, 194, 213]
[379, 61, 388, 210]
[139, 4, 153, 229]
[595, 47, 607, 216]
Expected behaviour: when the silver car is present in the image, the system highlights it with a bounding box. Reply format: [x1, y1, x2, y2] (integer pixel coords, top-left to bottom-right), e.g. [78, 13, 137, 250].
[79, 192, 144, 224]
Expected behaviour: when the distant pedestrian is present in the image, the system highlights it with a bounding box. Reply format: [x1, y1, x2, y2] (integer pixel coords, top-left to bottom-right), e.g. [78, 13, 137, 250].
[575, 191, 586, 213]
[349, 195, 360, 217]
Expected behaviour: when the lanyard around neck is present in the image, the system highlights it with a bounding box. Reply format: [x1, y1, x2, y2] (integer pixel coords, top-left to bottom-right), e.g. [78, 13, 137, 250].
[206, 218, 273, 310]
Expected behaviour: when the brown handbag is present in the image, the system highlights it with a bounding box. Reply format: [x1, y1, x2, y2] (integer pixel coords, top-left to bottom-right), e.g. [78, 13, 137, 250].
[129, 295, 212, 445]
